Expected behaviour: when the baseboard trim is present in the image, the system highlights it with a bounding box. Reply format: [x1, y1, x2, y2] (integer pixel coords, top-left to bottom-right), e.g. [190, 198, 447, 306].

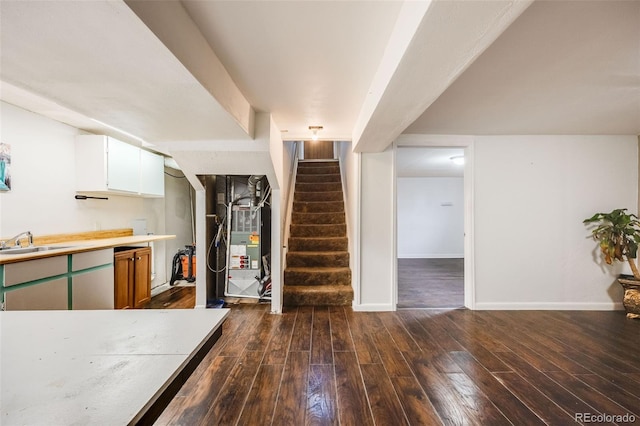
[473, 302, 624, 311]
[352, 303, 395, 312]
[398, 254, 464, 259]
[151, 282, 170, 297]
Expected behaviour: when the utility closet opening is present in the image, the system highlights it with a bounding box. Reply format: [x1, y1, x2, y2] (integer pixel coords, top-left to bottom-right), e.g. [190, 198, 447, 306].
[198, 174, 272, 307]
[396, 147, 465, 309]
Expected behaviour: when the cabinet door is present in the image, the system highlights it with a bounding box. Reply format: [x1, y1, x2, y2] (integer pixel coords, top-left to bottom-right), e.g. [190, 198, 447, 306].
[4, 279, 68, 310]
[133, 248, 151, 308]
[72, 266, 114, 310]
[114, 251, 134, 309]
[107, 137, 140, 193]
[140, 149, 165, 197]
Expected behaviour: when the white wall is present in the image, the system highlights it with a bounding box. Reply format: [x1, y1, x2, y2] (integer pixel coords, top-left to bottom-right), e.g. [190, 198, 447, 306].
[473, 135, 637, 309]
[355, 134, 637, 311]
[0, 101, 192, 287]
[358, 147, 395, 310]
[162, 167, 195, 288]
[337, 141, 360, 306]
[397, 177, 464, 258]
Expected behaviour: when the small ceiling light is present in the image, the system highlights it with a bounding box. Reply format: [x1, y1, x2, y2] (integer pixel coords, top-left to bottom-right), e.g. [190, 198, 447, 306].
[450, 155, 465, 165]
[309, 125, 323, 141]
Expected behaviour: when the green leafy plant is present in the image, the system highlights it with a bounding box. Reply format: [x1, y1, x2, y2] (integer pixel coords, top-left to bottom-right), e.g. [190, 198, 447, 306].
[584, 208, 640, 279]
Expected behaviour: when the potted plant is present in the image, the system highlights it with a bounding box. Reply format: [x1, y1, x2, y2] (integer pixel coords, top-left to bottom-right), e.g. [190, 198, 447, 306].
[584, 208, 640, 319]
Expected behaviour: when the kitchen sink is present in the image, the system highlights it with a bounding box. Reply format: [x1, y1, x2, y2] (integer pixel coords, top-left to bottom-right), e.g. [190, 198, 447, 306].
[0, 246, 73, 255]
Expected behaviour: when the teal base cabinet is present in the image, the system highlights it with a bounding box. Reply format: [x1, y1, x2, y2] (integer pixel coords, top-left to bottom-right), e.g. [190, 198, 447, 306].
[1, 248, 114, 311]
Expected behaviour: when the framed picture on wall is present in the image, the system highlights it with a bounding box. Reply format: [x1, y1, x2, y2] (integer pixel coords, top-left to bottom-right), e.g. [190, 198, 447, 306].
[0, 143, 11, 191]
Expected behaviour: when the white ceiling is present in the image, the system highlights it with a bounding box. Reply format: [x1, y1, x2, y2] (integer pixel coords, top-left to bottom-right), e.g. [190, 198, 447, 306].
[0, 1, 638, 158]
[396, 147, 465, 178]
[405, 0, 640, 135]
[181, 0, 403, 141]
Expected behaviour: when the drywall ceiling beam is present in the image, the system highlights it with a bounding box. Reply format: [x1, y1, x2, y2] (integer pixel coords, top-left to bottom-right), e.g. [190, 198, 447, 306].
[352, 0, 533, 153]
[126, 0, 255, 138]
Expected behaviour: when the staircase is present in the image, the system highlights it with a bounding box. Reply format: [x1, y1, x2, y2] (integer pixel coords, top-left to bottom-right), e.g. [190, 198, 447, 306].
[283, 160, 353, 306]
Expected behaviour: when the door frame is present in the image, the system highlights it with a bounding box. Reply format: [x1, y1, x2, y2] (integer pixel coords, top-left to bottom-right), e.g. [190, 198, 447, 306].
[393, 135, 475, 309]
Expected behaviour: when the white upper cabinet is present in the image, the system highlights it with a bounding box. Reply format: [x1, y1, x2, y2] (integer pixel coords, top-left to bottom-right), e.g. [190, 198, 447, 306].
[75, 135, 164, 197]
[140, 148, 165, 197]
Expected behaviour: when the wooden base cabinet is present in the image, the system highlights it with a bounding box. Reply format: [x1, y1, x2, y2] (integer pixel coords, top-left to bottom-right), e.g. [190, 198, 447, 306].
[114, 247, 151, 309]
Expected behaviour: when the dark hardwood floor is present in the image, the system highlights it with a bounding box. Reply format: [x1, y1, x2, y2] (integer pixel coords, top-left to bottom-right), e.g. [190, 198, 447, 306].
[145, 285, 195, 309]
[152, 299, 640, 425]
[398, 258, 464, 309]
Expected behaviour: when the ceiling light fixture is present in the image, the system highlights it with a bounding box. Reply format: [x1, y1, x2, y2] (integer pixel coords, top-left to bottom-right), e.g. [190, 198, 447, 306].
[309, 125, 323, 141]
[450, 155, 465, 165]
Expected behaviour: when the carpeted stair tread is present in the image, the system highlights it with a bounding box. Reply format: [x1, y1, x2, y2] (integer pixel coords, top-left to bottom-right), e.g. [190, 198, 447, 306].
[296, 174, 341, 183]
[284, 267, 351, 286]
[288, 237, 348, 251]
[294, 191, 343, 202]
[296, 166, 341, 175]
[292, 211, 345, 224]
[287, 251, 349, 267]
[295, 182, 342, 192]
[283, 285, 353, 307]
[290, 223, 346, 237]
[293, 201, 344, 213]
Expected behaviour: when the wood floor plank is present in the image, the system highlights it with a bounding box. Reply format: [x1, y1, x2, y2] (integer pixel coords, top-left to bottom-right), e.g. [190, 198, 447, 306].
[493, 372, 576, 425]
[334, 351, 374, 426]
[390, 376, 444, 425]
[378, 312, 421, 353]
[361, 363, 410, 425]
[546, 370, 640, 418]
[220, 308, 268, 357]
[166, 356, 238, 425]
[449, 351, 545, 425]
[263, 311, 297, 365]
[397, 258, 464, 308]
[494, 351, 600, 419]
[245, 310, 281, 351]
[273, 351, 310, 426]
[483, 311, 592, 374]
[572, 373, 640, 417]
[559, 348, 640, 399]
[445, 372, 512, 425]
[404, 351, 480, 426]
[415, 311, 465, 352]
[344, 309, 381, 364]
[311, 307, 333, 365]
[145, 290, 640, 426]
[306, 364, 338, 426]
[201, 350, 264, 425]
[237, 364, 284, 425]
[328, 306, 355, 352]
[397, 310, 447, 355]
[369, 327, 414, 377]
[290, 306, 313, 351]
[436, 313, 511, 373]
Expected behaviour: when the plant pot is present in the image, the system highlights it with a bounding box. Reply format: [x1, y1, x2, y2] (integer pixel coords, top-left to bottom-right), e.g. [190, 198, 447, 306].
[617, 275, 640, 319]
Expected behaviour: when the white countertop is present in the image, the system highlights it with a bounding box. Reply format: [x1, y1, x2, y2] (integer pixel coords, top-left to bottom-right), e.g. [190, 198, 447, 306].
[0, 234, 175, 265]
[0, 308, 229, 425]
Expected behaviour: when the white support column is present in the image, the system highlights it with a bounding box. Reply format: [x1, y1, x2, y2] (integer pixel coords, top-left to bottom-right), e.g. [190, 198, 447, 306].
[195, 188, 207, 308]
[270, 189, 282, 313]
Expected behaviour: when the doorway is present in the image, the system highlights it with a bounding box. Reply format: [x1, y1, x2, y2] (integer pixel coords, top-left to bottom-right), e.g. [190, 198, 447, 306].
[303, 140, 334, 160]
[396, 146, 465, 309]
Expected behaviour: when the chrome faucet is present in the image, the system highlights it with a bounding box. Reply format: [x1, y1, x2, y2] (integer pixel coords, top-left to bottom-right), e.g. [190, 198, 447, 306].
[0, 231, 34, 249]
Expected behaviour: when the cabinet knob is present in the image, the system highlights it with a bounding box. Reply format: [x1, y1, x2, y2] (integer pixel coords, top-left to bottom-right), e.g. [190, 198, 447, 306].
[130, 258, 135, 261]
[137, 256, 142, 260]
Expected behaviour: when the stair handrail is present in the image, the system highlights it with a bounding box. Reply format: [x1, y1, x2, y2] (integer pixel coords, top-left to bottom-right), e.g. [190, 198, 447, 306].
[282, 142, 300, 270]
